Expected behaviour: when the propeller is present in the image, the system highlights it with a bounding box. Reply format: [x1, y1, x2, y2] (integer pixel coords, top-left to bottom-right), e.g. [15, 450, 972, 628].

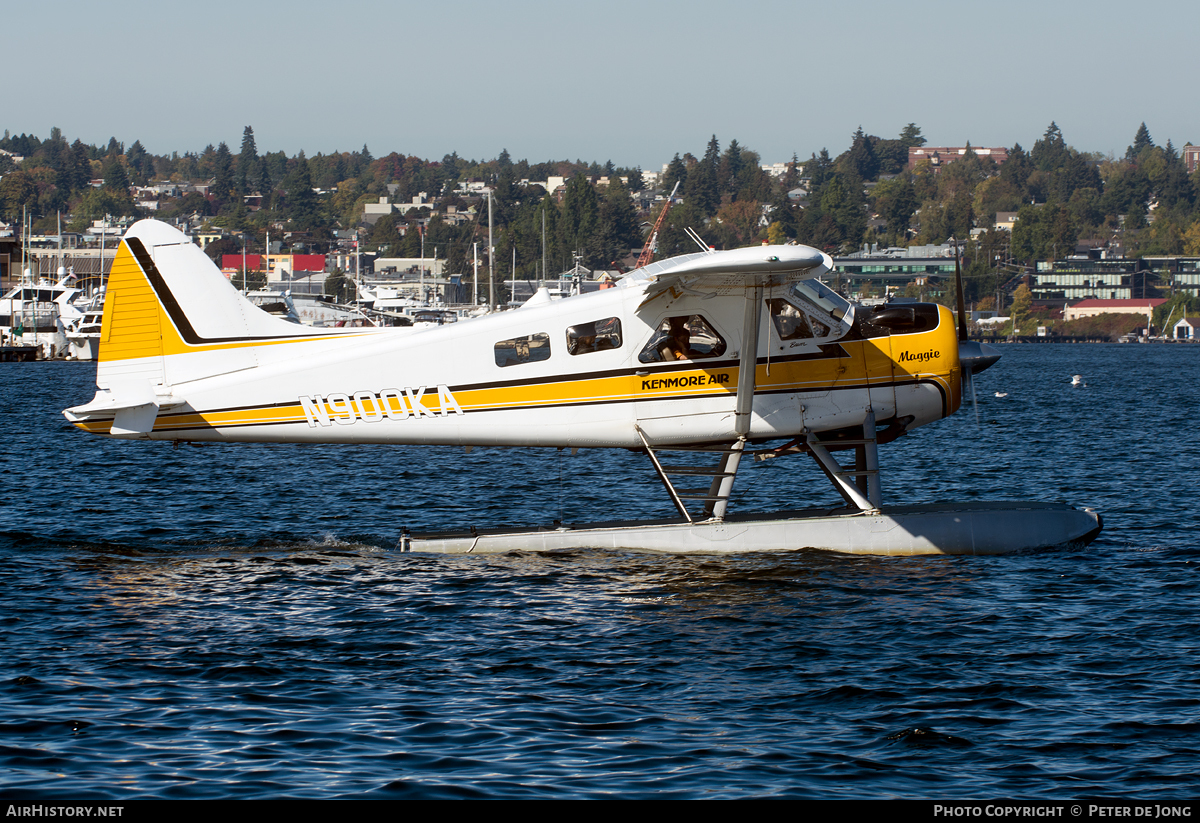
[953, 239, 1001, 423]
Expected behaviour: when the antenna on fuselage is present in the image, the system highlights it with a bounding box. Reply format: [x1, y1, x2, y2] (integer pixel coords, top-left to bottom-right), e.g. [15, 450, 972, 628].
[684, 227, 715, 254]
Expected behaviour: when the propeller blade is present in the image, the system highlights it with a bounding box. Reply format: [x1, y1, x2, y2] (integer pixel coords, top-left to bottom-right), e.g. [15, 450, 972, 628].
[955, 240, 968, 341]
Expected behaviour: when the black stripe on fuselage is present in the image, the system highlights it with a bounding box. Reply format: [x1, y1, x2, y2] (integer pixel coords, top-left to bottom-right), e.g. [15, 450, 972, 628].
[126, 237, 345, 346]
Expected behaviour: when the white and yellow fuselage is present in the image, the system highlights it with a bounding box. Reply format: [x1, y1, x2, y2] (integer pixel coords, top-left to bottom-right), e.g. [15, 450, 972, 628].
[65, 220, 963, 448]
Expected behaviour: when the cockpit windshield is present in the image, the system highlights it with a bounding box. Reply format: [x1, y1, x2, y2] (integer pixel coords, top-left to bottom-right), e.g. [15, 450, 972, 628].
[789, 280, 851, 323]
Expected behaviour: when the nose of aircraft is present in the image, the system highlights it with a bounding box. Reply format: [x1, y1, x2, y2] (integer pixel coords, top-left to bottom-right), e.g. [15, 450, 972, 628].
[959, 340, 1001, 375]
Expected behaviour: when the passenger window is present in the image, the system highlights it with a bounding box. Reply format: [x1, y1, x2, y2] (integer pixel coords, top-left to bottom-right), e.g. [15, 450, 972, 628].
[566, 317, 622, 355]
[495, 333, 552, 367]
[639, 315, 727, 363]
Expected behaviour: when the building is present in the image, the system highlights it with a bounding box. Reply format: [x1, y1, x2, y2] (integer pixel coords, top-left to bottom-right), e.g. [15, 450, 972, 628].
[994, 212, 1019, 232]
[831, 248, 958, 300]
[221, 253, 327, 286]
[1141, 256, 1200, 299]
[1063, 298, 1166, 324]
[1031, 258, 1150, 301]
[908, 146, 1009, 170]
[1173, 317, 1200, 340]
[1184, 145, 1200, 174]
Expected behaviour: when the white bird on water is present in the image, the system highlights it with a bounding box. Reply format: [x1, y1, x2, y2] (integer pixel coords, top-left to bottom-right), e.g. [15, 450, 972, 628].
[1070, 374, 1085, 387]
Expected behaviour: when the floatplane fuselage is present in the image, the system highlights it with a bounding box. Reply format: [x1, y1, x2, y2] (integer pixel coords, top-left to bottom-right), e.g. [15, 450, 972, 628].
[65, 220, 1101, 555]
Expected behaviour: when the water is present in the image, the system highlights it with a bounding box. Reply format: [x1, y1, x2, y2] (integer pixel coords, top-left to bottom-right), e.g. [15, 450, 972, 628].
[1, 345, 1197, 798]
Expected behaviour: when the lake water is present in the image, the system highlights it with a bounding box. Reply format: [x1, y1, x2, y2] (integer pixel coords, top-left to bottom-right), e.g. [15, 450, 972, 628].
[1, 344, 1197, 798]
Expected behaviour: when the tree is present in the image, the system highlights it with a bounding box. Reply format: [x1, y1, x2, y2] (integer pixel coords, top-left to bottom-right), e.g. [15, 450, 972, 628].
[899, 123, 926, 148]
[1010, 283, 1032, 331]
[324, 269, 356, 303]
[0, 170, 37, 220]
[713, 199, 763, 247]
[597, 177, 642, 266]
[1127, 123, 1154, 160]
[238, 126, 259, 194]
[871, 176, 917, 238]
[685, 139, 720, 217]
[560, 173, 601, 265]
[282, 152, 320, 229]
[368, 213, 401, 252]
[211, 142, 236, 208]
[68, 139, 92, 192]
[843, 126, 879, 181]
[101, 155, 130, 192]
[718, 139, 744, 196]
[806, 149, 834, 192]
[231, 264, 267, 292]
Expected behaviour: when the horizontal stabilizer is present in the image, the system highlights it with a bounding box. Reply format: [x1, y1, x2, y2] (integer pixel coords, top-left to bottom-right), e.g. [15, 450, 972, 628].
[64, 379, 186, 437]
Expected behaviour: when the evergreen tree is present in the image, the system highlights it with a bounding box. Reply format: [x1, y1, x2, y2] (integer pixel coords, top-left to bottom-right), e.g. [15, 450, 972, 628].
[69, 139, 92, 192]
[283, 152, 320, 229]
[368, 213, 401, 252]
[212, 142, 236, 208]
[685, 137, 721, 217]
[806, 149, 833, 192]
[597, 176, 642, 266]
[844, 126, 880, 181]
[1031, 123, 1067, 172]
[101, 155, 130, 192]
[560, 173, 600, 263]
[899, 123, 926, 148]
[770, 187, 798, 240]
[661, 154, 687, 192]
[782, 154, 800, 190]
[238, 126, 259, 193]
[719, 139, 743, 196]
[1127, 123, 1154, 160]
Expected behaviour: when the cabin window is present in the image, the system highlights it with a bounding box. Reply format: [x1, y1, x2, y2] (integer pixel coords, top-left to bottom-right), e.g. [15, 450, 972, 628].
[495, 332, 552, 367]
[638, 315, 727, 363]
[566, 317, 622, 356]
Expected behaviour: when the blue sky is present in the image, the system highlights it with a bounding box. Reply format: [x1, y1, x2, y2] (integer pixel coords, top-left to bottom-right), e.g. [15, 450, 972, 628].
[10, 0, 1197, 169]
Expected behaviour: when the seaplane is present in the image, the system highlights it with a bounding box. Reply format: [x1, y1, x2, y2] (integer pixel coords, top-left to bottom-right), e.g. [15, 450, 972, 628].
[64, 219, 1101, 555]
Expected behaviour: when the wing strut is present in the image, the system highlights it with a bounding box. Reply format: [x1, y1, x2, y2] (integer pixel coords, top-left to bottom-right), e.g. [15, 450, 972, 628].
[804, 410, 882, 513]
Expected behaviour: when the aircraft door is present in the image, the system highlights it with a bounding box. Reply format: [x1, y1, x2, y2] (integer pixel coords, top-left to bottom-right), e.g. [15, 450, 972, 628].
[633, 311, 735, 443]
[764, 282, 896, 431]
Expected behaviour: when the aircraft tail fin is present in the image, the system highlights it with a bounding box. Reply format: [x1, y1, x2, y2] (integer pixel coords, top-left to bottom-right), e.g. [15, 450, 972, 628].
[67, 219, 341, 435]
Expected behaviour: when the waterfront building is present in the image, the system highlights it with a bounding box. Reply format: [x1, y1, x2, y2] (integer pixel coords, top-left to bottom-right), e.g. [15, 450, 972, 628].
[1032, 258, 1149, 301]
[1063, 298, 1166, 324]
[1142, 256, 1200, 299]
[1173, 317, 1200, 340]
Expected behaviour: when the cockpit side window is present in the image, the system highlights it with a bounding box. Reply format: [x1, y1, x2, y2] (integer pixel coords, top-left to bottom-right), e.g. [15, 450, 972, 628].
[782, 281, 849, 337]
[638, 314, 727, 363]
[767, 298, 814, 340]
[566, 317, 622, 355]
[495, 333, 552, 367]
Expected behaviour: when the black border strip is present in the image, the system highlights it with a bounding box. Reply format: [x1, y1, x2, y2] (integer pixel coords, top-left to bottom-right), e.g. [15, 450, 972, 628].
[126, 237, 345, 345]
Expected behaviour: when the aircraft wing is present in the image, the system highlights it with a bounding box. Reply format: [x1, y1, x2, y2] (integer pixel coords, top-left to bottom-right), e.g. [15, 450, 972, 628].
[632, 243, 833, 307]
